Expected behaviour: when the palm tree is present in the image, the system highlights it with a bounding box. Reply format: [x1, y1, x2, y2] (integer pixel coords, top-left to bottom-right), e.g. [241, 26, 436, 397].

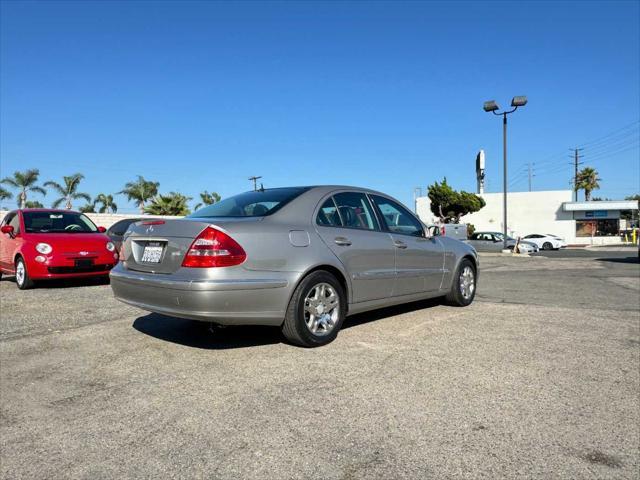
[79, 203, 96, 213]
[0, 186, 12, 202]
[94, 193, 118, 213]
[194, 190, 221, 210]
[24, 201, 44, 208]
[119, 176, 160, 214]
[576, 167, 601, 201]
[44, 173, 91, 209]
[145, 192, 191, 216]
[1, 169, 46, 209]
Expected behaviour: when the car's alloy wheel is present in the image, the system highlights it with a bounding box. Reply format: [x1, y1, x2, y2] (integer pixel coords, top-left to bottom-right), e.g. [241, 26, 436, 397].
[15, 257, 34, 290]
[446, 258, 476, 307]
[542, 242, 552, 250]
[303, 282, 340, 336]
[282, 271, 346, 347]
[459, 265, 475, 300]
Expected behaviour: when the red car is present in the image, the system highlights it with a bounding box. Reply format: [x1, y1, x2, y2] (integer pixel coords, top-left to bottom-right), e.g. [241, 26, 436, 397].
[0, 209, 118, 289]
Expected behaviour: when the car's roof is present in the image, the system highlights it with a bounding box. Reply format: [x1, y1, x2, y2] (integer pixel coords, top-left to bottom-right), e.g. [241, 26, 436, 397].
[241, 185, 392, 196]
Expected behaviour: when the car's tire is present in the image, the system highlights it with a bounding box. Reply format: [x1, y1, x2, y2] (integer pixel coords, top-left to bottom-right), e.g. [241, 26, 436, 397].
[15, 257, 35, 290]
[445, 258, 477, 307]
[542, 242, 552, 250]
[282, 271, 346, 348]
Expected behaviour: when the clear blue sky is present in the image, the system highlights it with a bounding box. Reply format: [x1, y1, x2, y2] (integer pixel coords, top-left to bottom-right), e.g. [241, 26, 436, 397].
[1, 0, 639, 212]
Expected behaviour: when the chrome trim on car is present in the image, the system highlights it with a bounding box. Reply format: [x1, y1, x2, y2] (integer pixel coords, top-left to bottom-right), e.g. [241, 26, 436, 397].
[110, 269, 288, 291]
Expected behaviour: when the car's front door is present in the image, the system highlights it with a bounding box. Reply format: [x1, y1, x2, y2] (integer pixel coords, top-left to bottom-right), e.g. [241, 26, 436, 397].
[315, 192, 396, 304]
[370, 195, 444, 295]
[0, 212, 20, 272]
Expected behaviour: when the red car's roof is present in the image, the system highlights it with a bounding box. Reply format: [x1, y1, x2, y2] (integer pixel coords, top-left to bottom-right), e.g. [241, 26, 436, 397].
[18, 209, 82, 214]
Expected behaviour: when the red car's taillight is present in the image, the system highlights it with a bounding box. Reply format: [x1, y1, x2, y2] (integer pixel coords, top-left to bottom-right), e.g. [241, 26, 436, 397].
[181, 226, 246, 268]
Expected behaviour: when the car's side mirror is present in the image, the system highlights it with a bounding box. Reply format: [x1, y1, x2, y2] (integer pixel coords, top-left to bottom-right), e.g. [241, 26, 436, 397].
[1, 225, 14, 235]
[428, 226, 441, 237]
[97, 226, 107, 233]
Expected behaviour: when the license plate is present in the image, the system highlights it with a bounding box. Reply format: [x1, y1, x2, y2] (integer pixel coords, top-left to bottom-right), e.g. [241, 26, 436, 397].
[141, 243, 164, 263]
[75, 259, 94, 268]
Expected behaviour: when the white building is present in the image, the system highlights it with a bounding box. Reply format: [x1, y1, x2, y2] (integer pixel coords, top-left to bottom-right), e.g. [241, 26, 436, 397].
[416, 190, 638, 245]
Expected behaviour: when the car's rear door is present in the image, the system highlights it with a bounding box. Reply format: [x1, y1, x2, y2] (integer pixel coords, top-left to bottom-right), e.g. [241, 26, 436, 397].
[315, 192, 396, 303]
[369, 194, 444, 295]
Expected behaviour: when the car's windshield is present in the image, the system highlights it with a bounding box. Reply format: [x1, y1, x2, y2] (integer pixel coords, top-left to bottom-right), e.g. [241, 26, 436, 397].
[189, 187, 310, 218]
[23, 211, 98, 233]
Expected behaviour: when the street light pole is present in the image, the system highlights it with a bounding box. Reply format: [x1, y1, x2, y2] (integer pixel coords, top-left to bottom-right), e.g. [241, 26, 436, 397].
[483, 96, 528, 251]
[503, 112, 508, 251]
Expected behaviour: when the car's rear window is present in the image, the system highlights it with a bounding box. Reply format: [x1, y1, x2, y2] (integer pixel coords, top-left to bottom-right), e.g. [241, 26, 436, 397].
[23, 211, 98, 233]
[189, 187, 310, 218]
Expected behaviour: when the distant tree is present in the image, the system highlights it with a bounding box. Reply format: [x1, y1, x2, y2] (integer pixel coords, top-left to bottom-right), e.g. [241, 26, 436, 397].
[194, 190, 221, 210]
[427, 178, 486, 223]
[79, 203, 97, 213]
[24, 201, 44, 208]
[621, 194, 640, 223]
[0, 186, 12, 201]
[44, 173, 91, 209]
[575, 167, 601, 201]
[94, 193, 118, 213]
[119, 176, 160, 214]
[145, 192, 191, 216]
[1, 169, 46, 209]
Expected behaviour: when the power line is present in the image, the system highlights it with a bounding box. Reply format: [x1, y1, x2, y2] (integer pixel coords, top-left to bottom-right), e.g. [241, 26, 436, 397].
[578, 120, 640, 148]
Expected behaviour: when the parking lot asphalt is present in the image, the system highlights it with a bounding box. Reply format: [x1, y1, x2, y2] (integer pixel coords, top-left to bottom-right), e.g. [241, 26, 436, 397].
[1, 251, 639, 479]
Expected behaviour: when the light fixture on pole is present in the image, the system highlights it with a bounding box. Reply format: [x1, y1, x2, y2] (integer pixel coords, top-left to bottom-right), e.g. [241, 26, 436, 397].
[483, 96, 528, 251]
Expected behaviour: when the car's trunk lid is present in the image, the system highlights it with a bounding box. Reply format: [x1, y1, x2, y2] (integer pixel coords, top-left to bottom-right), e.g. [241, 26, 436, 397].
[122, 217, 260, 274]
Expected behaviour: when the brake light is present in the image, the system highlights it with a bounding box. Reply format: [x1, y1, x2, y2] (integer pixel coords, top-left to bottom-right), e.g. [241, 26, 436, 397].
[182, 226, 246, 268]
[141, 220, 165, 225]
[441, 226, 445, 235]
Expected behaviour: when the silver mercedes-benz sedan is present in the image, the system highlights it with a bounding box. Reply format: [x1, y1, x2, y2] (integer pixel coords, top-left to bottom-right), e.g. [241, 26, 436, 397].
[110, 186, 478, 347]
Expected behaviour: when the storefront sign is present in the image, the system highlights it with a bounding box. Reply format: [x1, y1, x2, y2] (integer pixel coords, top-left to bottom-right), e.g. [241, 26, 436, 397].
[584, 210, 608, 218]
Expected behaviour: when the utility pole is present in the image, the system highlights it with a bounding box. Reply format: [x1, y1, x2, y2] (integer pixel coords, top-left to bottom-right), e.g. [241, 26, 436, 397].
[248, 176, 262, 191]
[571, 149, 584, 201]
[413, 187, 422, 214]
[527, 162, 535, 192]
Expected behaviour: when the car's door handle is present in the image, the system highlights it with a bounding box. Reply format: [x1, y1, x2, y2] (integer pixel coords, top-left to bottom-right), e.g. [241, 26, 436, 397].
[393, 240, 408, 249]
[334, 237, 352, 246]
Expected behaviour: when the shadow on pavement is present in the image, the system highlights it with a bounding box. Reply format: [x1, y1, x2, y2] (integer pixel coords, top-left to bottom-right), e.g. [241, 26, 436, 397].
[132, 297, 445, 349]
[0, 274, 110, 288]
[343, 297, 443, 330]
[595, 257, 639, 264]
[132, 314, 283, 349]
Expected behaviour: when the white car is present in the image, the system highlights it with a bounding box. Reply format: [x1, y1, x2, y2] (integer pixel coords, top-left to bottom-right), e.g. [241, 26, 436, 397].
[522, 234, 567, 250]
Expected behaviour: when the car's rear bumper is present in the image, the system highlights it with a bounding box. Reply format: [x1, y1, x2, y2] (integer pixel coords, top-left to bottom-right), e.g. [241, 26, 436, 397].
[109, 265, 294, 326]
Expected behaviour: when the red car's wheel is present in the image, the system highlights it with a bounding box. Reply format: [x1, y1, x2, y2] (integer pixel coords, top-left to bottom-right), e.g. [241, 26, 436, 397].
[15, 257, 35, 290]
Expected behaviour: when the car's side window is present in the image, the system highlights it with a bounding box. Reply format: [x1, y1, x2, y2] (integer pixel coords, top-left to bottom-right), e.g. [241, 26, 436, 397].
[8, 213, 20, 234]
[316, 198, 342, 227]
[1, 213, 13, 227]
[470, 233, 480, 240]
[370, 195, 423, 237]
[332, 192, 379, 231]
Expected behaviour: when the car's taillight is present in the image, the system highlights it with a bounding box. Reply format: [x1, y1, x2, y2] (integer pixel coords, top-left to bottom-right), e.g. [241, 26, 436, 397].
[441, 226, 445, 236]
[182, 226, 246, 268]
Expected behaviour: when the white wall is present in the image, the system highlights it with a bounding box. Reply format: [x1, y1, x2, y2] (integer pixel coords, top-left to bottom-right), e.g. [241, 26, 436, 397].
[417, 190, 580, 243]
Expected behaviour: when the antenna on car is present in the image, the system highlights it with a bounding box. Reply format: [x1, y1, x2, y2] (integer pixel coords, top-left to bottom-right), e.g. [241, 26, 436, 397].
[258, 183, 265, 192]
